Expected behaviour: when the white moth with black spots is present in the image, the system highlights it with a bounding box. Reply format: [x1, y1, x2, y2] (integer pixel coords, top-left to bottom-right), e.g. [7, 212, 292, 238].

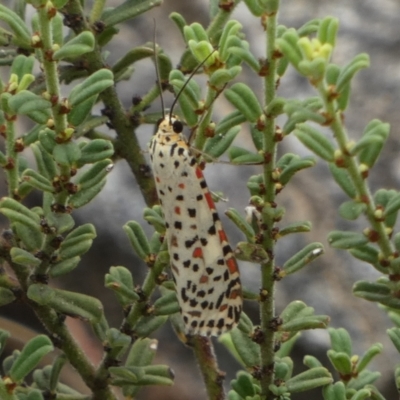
[149, 115, 242, 336]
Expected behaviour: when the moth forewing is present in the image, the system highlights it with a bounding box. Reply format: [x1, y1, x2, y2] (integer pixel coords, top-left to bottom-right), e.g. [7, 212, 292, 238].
[149, 115, 242, 336]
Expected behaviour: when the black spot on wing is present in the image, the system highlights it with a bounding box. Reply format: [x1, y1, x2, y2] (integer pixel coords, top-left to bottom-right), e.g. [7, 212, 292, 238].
[181, 288, 188, 302]
[208, 225, 216, 235]
[174, 221, 182, 229]
[185, 236, 198, 248]
[217, 318, 225, 329]
[189, 298, 198, 307]
[223, 245, 231, 256]
[170, 143, 178, 156]
[216, 293, 224, 309]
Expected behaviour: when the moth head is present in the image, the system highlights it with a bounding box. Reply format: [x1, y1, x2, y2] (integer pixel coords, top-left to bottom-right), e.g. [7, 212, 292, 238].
[157, 115, 183, 134]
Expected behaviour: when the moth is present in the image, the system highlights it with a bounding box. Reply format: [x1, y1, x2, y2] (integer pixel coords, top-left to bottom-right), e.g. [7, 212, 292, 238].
[149, 50, 242, 336]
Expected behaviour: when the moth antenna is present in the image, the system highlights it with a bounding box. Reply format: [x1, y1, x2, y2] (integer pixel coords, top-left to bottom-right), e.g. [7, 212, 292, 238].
[169, 49, 216, 123]
[153, 19, 165, 119]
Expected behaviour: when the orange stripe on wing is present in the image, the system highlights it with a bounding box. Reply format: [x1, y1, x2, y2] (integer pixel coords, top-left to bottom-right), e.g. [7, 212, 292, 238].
[193, 247, 203, 258]
[195, 167, 204, 179]
[218, 229, 228, 243]
[227, 257, 239, 274]
[204, 192, 215, 210]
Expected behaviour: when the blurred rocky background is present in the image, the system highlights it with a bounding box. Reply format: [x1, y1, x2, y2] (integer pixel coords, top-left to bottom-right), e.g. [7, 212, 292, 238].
[1, 0, 400, 398]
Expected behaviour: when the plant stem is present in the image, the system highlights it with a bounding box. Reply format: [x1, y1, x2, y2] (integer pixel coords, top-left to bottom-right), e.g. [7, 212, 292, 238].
[318, 82, 394, 260]
[4, 118, 19, 198]
[259, 6, 280, 398]
[191, 336, 225, 400]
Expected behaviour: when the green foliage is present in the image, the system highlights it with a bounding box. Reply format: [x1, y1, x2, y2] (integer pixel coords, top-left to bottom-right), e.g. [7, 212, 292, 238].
[0, 0, 397, 399]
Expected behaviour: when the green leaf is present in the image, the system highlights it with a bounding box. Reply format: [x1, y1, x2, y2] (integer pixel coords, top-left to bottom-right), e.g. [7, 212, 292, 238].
[22, 169, 54, 193]
[279, 221, 312, 236]
[294, 123, 335, 161]
[280, 315, 329, 332]
[27, 284, 103, 322]
[203, 126, 240, 159]
[53, 31, 95, 60]
[338, 200, 366, 220]
[75, 159, 113, 190]
[53, 142, 82, 167]
[277, 29, 302, 69]
[68, 69, 114, 107]
[123, 221, 151, 261]
[67, 95, 97, 126]
[225, 83, 262, 123]
[0, 4, 31, 47]
[328, 231, 368, 249]
[328, 327, 352, 355]
[153, 291, 180, 316]
[229, 146, 264, 164]
[388, 327, 400, 354]
[0, 330, 10, 358]
[144, 206, 166, 233]
[336, 53, 370, 94]
[10, 247, 41, 266]
[59, 223, 96, 259]
[229, 47, 260, 72]
[126, 338, 157, 367]
[11, 55, 35, 80]
[218, 20, 243, 61]
[229, 328, 260, 368]
[0, 287, 16, 306]
[349, 245, 379, 265]
[77, 139, 114, 166]
[49, 256, 80, 277]
[102, 0, 163, 26]
[329, 163, 356, 199]
[317, 17, 338, 46]
[68, 178, 106, 208]
[281, 242, 324, 276]
[184, 22, 208, 43]
[347, 370, 380, 390]
[225, 208, 255, 243]
[352, 280, 400, 308]
[230, 371, 257, 398]
[322, 382, 346, 400]
[105, 266, 139, 305]
[7, 90, 52, 115]
[327, 350, 352, 375]
[9, 335, 53, 382]
[215, 111, 247, 135]
[285, 367, 332, 392]
[356, 343, 382, 373]
[235, 242, 269, 263]
[134, 315, 168, 337]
